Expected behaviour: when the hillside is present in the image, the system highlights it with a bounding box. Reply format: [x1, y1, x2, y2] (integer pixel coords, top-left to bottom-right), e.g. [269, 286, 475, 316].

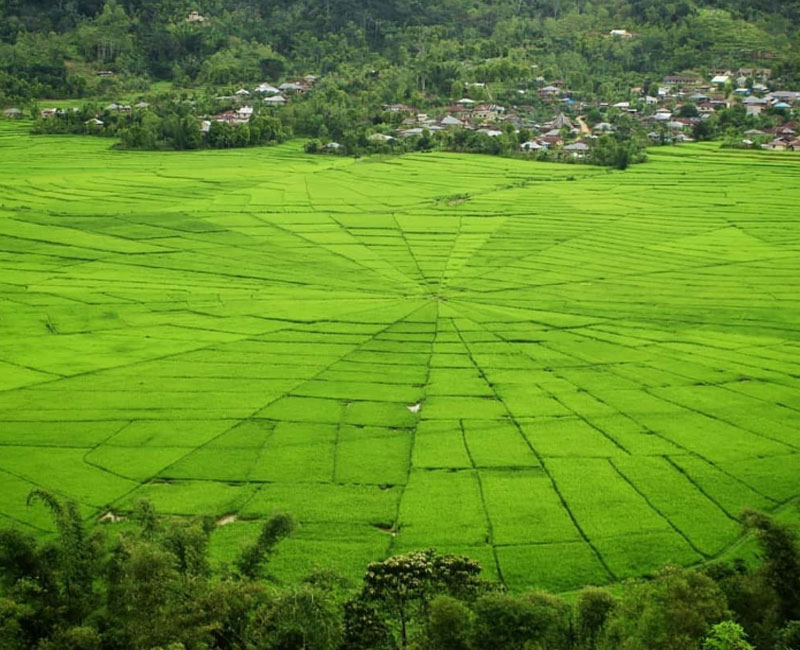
[1, 0, 799, 104]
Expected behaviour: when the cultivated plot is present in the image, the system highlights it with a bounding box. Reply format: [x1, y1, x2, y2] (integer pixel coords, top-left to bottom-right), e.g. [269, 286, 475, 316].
[1, 122, 799, 591]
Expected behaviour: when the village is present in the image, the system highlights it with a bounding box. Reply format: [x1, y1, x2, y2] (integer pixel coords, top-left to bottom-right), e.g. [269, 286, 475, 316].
[12, 57, 800, 156]
[189, 64, 800, 155]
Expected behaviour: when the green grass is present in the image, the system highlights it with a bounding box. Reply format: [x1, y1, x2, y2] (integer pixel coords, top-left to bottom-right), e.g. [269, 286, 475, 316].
[1, 121, 800, 593]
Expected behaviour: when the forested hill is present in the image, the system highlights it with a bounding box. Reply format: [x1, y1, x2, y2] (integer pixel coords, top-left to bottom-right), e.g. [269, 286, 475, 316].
[1, 0, 799, 102]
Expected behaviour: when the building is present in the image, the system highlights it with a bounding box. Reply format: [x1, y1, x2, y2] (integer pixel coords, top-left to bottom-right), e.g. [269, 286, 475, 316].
[742, 95, 767, 116]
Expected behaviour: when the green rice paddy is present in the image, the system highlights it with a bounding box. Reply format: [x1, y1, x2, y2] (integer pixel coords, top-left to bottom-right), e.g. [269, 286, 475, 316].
[1, 121, 799, 592]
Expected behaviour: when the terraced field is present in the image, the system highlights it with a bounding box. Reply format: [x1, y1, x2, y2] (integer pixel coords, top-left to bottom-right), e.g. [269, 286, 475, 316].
[1, 121, 799, 592]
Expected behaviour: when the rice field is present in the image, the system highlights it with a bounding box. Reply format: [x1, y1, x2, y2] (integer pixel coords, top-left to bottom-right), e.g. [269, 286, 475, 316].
[1, 121, 800, 592]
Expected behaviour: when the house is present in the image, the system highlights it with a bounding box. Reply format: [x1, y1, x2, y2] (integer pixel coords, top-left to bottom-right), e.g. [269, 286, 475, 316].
[456, 98, 476, 107]
[440, 115, 464, 127]
[368, 133, 394, 143]
[539, 85, 561, 96]
[663, 74, 700, 85]
[279, 82, 305, 93]
[477, 128, 503, 137]
[539, 135, 563, 147]
[96, 70, 114, 77]
[473, 104, 505, 121]
[610, 29, 633, 38]
[235, 88, 250, 96]
[767, 91, 800, 104]
[593, 122, 614, 132]
[187, 11, 206, 23]
[548, 112, 575, 130]
[105, 103, 131, 113]
[520, 141, 544, 151]
[213, 111, 240, 125]
[788, 139, 800, 151]
[738, 68, 772, 81]
[256, 83, 280, 94]
[85, 118, 104, 127]
[237, 106, 254, 121]
[134, 102, 150, 109]
[383, 104, 416, 114]
[564, 141, 590, 157]
[711, 75, 730, 85]
[645, 95, 659, 105]
[697, 103, 715, 116]
[773, 126, 797, 137]
[40, 108, 58, 118]
[742, 95, 767, 116]
[263, 95, 287, 105]
[764, 138, 788, 151]
[324, 142, 342, 151]
[3, 108, 22, 119]
[398, 128, 425, 138]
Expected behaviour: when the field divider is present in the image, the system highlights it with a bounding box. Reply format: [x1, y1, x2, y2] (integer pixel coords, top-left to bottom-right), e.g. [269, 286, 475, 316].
[459, 417, 505, 583]
[643, 386, 800, 453]
[255, 213, 423, 291]
[447, 309, 616, 584]
[608, 458, 709, 559]
[106, 301, 430, 516]
[389, 212, 435, 297]
[386, 302, 437, 557]
[662, 455, 741, 522]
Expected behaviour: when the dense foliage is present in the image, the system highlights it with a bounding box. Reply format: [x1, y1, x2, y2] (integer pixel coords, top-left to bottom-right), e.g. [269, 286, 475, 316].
[2, 493, 800, 650]
[1, 0, 799, 105]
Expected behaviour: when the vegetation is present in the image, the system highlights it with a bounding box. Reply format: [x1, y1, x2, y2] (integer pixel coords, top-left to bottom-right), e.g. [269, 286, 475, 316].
[0, 0, 799, 641]
[1, 0, 799, 105]
[0, 121, 799, 595]
[3, 490, 800, 649]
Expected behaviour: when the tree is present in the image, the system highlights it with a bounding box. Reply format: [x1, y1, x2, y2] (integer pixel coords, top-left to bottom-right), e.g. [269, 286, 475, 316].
[342, 597, 394, 650]
[776, 620, 800, 650]
[520, 590, 574, 649]
[577, 587, 616, 649]
[26, 490, 103, 626]
[693, 120, 715, 141]
[601, 566, 729, 650]
[424, 595, 472, 650]
[358, 549, 484, 648]
[742, 509, 800, 624]
[703, 621, 754, 650]
[235, 513, 296, 580]
[472, 592, 541, 650]
[252, 585, 342, 650]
